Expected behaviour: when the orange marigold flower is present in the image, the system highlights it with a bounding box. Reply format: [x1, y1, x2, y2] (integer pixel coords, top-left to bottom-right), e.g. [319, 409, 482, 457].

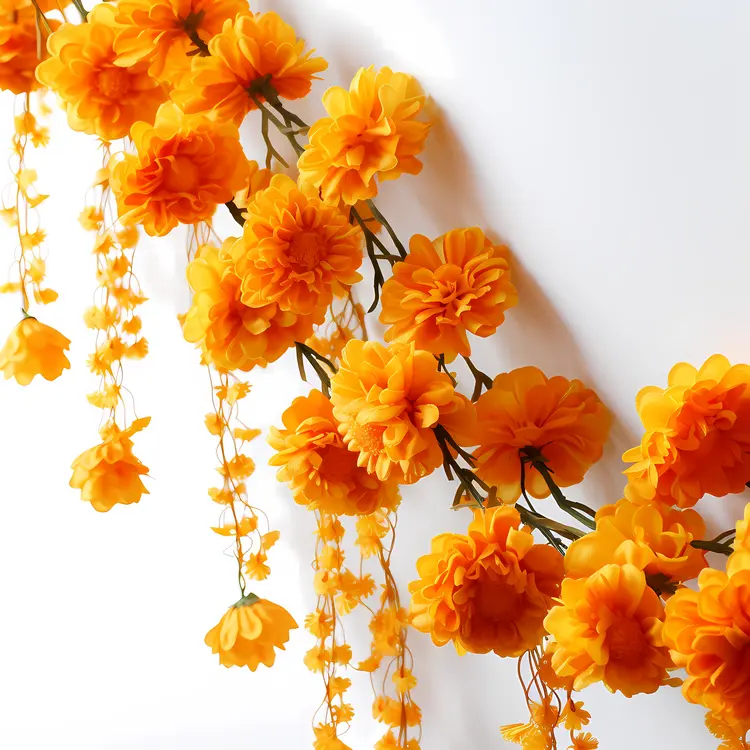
[570, 732, 599, 750]
[69, 417, 150, 512]
[36, 4, 166, 141]
[623, 355, 750, 508]
[230, 174, 363, 315]
[182, 242, 315, 371]
[409, 506, 563, 657]
[564, 497, 707, 585]
[0, 316, 70, 385]
[113, 0, 248, 83]
[663, 509, 750, 727]
[0, 8, 57, 95]
[544, 563, 677, 697]
[472, 366, 611, 503]
[172, 12, 327, 124]
[234, 159, 274, 210]
[298, 66, 431, 206]
[330, 340, 476, 484]
[380, 227, 517, 361]
[205, 594, 297, 670]
[268, 389, 401, 515]
[110, 103, 247, 236]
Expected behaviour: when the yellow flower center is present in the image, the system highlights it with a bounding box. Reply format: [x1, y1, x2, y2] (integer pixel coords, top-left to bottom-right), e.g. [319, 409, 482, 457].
[97, 67, 132, 100]
[353, 423, 385, 454]
[607, 619, 647, 664]
[289, 231, 323, 269]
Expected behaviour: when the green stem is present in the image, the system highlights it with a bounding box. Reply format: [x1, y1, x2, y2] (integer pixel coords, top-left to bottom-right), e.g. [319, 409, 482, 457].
[690, 539, 734, 556]
[225, 200, 246, 227]
[71, 0, 88, 21]
[365, 199, 407, 259]
[462, 355, 493, 401]
[29, 0, 51, 33]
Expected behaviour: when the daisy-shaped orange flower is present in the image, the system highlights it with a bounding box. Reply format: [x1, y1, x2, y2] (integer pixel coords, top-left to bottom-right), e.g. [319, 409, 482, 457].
[110, 103, 247, 236]
[472, 366, 611, 503]
[624, 354, 750, 508]
[36, 4, 166, 141]
[544, 563, 677, 697]
[230, 174, 363, 316]
[564, 497, 707, 585]
[0, 7, 57, 94]
[330, 340, 475, 485]
[298, 66, 431, 206]
[410, 506, 563, 657]
[113, 0, 248, 83]
[181, 242, 315, 371]
[172, 12, 327, 124]
[380, 227, 517, 361]
[205, 594, 298, 670]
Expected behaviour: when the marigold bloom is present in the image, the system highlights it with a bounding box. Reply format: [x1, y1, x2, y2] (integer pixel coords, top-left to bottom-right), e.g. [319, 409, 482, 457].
[624, 355, 750, 508]
[0, 8, 56, 94]
[0, 316, 70, 385]
[663, 509, 750, 727]
[110, 103, 247, 236]
[182, 242, 315, 371]
[205, 594, 298, 669]
[113, 0, 248, 83]
[544, 563, 677, 697]
[380, 227, 517, 361]
[36, 4, 166, 141]
[564, 497, 707, 584]
[410, 506, 563, 657]
[69, 417, 150, 512]
[472, 367, 611, 503]
[298, 66, 431, 205]
[230, 174, 363, 315]
[172, 12, 327, 124]
[269, 389, 400, 515]
[330, 340, 475, 484]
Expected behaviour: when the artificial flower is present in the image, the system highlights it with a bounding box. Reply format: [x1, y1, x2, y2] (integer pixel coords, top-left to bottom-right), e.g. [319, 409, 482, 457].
[172, 12, 327, 123]
[410, 506, 563, 657]
[472, 366, 611, 503]
[0, 316, 70, 385]
[380, 227, 517, 361]
[330, 340, 476, 484]
[0, 7, 57, 94]
[205, 594, 297, 669]
[181, 242, 315, 370]
[564, 497, 707, 584]
[36, 4, 166, 141]
[269, 389, 401, 515]
[544, 563, 677, 697]
[234, 159, 274, 210]
[298, 66, 431, 205]
[69, 417, 150, 512]
[110, 102, 247, 236]
[230, 174, 363, 315]
[728, 502, 750, 576]
[113, 0, 248, 83]
[560, 700, 591, 732]
[569, 733, 599, 750]
[624, 354, 750, 508]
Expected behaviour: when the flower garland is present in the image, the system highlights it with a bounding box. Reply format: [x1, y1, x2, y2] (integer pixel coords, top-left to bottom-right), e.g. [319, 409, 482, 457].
[3, 3, 750, 749]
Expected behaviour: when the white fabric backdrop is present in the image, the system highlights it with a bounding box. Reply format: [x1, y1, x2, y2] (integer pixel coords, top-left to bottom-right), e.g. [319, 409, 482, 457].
[2, 0, 750, 747]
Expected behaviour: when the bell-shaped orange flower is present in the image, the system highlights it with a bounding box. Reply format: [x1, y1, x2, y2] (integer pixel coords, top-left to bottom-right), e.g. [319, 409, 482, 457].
[0, 316, 70, 385]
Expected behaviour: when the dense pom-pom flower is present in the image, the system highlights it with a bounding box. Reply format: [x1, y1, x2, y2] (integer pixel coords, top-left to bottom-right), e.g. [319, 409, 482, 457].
[624, 355, 750, 508]
[380, 227, 517, 362]
[0, 7, 58, 94]
[181, 242, 316, 371]
[663, 508, 750, 729]
[0, 317, 70, 385]
[471, 367, 611, 503]
[172, 12, 327, 124]
[564, 497, 707, 585]
[409, 506, 563, 657]
[268, 389, 401, 515]
[544, 563, 677, 697]
[230, 174, 363, 316]
[110, 103, 247, 236]
[298, 66, 431, 205]
[330, 340, 476, 485]
[113, 0, 248, 83]
[36, 4, 166, 141]
[69, 417, 150, 512]
[205, 594, 298, 670]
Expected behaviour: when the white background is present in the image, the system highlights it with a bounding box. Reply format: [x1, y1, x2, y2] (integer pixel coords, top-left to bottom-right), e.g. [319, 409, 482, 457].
[2, 1, 749, 747]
